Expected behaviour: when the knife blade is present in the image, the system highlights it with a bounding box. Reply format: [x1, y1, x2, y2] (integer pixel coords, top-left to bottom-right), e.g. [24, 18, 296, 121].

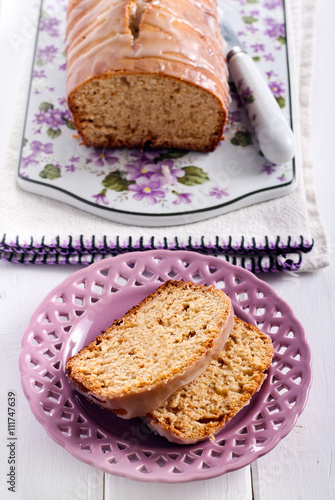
[221, 18, 295, 165]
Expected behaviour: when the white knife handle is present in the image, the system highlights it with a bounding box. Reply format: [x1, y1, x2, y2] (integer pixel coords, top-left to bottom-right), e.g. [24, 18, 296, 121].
[228, 48, 295, 165]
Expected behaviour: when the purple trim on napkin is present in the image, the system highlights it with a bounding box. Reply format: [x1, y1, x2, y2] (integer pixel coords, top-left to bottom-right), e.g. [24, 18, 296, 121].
[0, 234, 313, 272]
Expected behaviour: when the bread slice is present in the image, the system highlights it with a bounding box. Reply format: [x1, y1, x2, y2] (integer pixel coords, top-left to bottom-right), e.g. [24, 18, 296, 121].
[144, 317, 274, 443]
[65, 280, 234, 419]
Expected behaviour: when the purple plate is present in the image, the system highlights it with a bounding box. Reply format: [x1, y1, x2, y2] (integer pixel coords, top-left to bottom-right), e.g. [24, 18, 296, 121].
[19, 250, 312, 483]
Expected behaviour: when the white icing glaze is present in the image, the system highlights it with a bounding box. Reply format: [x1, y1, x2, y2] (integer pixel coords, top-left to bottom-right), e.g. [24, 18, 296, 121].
[67, 304, 234, 419]
[66, 0, 229, 108]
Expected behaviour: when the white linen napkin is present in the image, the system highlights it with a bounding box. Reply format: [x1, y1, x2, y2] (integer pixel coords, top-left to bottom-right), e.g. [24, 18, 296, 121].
[0, 0, 329, 271]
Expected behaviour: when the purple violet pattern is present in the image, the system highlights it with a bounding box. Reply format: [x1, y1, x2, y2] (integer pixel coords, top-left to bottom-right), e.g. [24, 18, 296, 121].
[30, 141, 53, 155]
[268, 81, 285, 98]
[39, 17, 61, 37]
[149, 163, 185, 185]
[262, 163, 277, 175]
[209, 187, 230, 199]
[92, 190, 110, 205]
[33, 70, 47, 79]
[128, 178, 166, 205]
[36, 45, 58, 64]
[264, 17, 286, 39]
[88, 150, 119, 167]
[172, 192, 192, 205]
[21, 155, 39, 169]
[228, 110, 242, 123]
[264, 0, 283, 9]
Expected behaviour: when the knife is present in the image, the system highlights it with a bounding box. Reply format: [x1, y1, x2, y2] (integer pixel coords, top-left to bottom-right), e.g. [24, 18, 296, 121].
[221, 18, 295, 165]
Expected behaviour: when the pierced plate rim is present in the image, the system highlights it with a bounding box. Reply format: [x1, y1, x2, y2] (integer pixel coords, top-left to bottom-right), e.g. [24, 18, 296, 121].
[19, 250, 312, 483]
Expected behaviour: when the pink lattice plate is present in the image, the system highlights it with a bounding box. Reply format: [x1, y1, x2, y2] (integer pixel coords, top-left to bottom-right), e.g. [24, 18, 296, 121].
[18, 0, 296, 227]
[20, 250, 312, 482]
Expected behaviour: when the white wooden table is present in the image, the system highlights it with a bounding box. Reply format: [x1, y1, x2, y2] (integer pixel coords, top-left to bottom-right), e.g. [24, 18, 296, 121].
[0, 0, 334, 499]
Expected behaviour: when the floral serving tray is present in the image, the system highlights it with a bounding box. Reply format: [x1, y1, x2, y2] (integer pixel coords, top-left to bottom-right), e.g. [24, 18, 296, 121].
[17, 0, 296, 227]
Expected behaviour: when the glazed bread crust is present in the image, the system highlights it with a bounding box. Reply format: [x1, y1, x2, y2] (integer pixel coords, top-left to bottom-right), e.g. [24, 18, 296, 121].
[65, 280, 234, 419]
[66, 0, 229, 152]
[145, 317, 274, 444]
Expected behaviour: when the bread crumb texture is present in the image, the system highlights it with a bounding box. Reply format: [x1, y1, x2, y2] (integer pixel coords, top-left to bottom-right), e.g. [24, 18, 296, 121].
[146, 317, 274, 443]
[66, 281, 231, 399]
[68, 74, 225, 151]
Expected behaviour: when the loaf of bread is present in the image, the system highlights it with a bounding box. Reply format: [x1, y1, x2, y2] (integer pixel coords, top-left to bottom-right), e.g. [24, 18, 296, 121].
[65, 280, 234, 419]
[144, 317, 274, 444]
[66, 0, 229, 152]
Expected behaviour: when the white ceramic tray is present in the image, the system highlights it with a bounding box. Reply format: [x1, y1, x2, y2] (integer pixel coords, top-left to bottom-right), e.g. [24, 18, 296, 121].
[17, 0, 296, 227]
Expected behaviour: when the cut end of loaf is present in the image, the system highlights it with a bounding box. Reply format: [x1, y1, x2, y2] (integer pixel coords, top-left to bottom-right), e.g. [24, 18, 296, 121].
[68, 73, 227, 152]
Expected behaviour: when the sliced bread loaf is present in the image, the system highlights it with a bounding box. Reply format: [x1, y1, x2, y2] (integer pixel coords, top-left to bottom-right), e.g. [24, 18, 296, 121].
[65, 280, 234, 419]
[144, 317, 274, 443]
